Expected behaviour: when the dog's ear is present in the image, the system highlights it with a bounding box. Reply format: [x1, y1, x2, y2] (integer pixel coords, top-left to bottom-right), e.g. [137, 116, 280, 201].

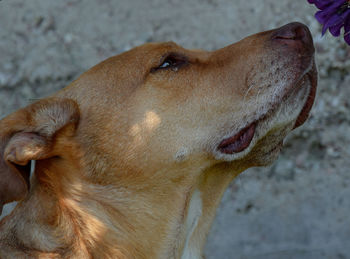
[0, 98, 79, 214]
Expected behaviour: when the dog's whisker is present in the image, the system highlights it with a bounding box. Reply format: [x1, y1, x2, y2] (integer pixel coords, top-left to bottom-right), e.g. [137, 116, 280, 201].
[244, 84, 255, 101]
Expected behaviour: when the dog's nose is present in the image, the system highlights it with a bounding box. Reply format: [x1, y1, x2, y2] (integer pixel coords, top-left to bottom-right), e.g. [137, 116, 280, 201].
[271, 22, 313, 47]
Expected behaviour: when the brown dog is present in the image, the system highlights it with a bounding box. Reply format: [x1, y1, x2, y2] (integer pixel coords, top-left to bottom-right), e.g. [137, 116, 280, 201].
[0, 22, 317, 258]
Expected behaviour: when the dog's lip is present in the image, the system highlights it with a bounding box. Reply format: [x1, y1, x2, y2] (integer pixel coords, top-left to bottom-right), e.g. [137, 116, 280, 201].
[217, 122, 256, 154]
[293, 66, 317, 129]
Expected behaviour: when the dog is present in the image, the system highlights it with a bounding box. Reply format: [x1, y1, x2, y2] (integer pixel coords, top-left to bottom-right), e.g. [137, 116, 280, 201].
[0, 22, 317, 258]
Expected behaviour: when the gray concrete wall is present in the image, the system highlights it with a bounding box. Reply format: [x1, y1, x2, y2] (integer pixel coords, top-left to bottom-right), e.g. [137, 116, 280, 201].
[1, 0, 350, 258]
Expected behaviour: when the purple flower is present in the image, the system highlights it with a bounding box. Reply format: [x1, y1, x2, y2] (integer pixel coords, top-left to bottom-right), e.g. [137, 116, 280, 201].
[308, 0, 350, 45]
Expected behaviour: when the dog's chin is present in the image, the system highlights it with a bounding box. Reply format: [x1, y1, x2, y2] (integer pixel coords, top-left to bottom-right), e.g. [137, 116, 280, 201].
[244, 130, 286, 167]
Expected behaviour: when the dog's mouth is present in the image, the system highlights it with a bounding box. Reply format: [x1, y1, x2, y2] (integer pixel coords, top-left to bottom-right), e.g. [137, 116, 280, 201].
[292, 69, 317, 129]
[217, 64, 317, 156]
[217, 122, 256, 155]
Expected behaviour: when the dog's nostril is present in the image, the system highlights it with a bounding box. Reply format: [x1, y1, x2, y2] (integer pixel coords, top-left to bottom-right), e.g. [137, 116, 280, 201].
[272, 22, 311, 43]
[294, 26, 307, 40]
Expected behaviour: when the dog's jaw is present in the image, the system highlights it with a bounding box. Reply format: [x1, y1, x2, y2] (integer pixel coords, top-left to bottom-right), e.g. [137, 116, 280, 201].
[212, 61, 317, 164]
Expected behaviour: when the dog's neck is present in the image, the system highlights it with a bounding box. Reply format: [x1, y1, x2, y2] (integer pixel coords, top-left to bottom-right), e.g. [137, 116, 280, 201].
[0, 162, 239, 258]
[178, 164, 239, 259]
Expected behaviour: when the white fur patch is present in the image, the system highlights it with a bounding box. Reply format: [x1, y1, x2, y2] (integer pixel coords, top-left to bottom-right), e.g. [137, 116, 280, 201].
[174, 147, 189, 162]
[181, 189, 202, 259]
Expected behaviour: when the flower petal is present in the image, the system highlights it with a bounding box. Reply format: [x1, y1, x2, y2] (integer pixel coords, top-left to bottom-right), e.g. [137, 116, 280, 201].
[325, 9, 350, 36]
[325, 0, 347, 13]
[308, 0, 335, 10]
[344, 13, 350, 45]
[315, 9, 333, 25]
[329, 23, 343, 36]
[309, 0, 350, 45]
[314, 1, 344, 24]
[322, 15, 343, 34]
[345, 9, 350, 27]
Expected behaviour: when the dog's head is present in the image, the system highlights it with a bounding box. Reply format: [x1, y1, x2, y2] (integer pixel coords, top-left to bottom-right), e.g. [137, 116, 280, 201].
[0, 22, 317, 213]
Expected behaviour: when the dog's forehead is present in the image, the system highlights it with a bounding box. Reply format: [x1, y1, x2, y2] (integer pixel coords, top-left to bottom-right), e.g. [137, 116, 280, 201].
[130, 41, 210, 62]
[138, 41, 182, 52]
[128, 41, 186, 60]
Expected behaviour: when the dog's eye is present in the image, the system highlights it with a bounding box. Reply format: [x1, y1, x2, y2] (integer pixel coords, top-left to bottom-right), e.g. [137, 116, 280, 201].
[159, 59, 173, 69]
[152, 54, 188, 72]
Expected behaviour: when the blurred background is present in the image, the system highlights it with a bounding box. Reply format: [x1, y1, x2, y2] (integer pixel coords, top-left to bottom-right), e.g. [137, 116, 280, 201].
[1, 0, 350, 258]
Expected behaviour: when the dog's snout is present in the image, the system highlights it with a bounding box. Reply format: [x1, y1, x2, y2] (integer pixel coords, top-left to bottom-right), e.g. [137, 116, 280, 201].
[271, 22, 313, 48]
